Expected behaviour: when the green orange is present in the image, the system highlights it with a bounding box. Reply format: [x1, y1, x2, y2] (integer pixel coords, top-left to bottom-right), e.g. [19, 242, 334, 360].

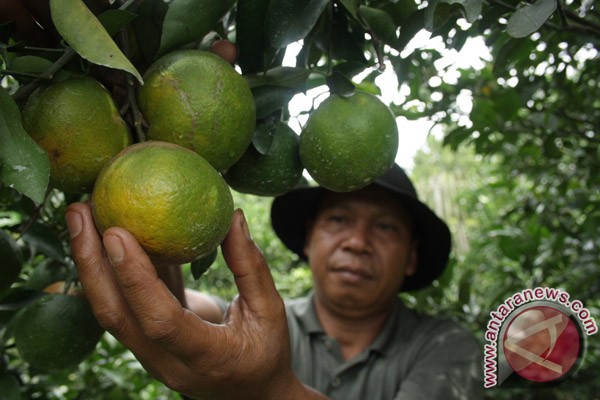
[137, 50, 256, 172]
[0, 372, 21, 399]
[14, 294, 104, 371]
[224, 122, 303, 196]
[21, 77, 132, 193]
[91, 141, 233, 266]
[300, 91, 398, 192]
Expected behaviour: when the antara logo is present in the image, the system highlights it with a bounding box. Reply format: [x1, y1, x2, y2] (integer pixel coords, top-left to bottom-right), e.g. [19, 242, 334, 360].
[483, 287, 596, 388]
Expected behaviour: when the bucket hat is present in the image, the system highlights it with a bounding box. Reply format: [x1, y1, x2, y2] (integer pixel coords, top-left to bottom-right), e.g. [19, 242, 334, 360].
[270, 164, 451, 291]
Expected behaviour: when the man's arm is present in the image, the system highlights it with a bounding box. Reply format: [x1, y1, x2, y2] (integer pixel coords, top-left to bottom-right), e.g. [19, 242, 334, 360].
[66, 203, 328, 400]
[154, 264, 225, 324]
[184, 289, 226, 324]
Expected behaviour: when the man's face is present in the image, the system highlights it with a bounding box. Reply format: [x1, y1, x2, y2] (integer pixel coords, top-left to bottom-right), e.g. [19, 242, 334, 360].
[304, 185, 417, 316]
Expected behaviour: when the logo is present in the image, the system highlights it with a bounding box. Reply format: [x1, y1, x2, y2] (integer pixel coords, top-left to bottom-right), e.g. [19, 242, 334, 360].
[483, 287, 597, 388]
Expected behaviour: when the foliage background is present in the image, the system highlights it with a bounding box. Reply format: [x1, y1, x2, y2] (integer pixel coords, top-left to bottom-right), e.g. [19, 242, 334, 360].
[1, 0, 599, 399]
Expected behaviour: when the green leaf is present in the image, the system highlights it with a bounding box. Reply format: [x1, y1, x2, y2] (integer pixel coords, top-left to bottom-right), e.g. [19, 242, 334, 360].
[338, 0, 359, 18]
[245, 66, 310, 89]
[131, 0, 169, 63]
[158, 0, 235, 56]
[236, 0, 271, 73]
[8, 56, 77, 84]
[507, 0, 557, 38]
[424, 0, 447, 31]
[22, 223, 65, 261]
[333, 61, 369, 79]
[326, 71, 355, 98]
[49, 0, 143, 83]
[0, 288, 43, 312]
[443, 127, 474, 151]
[381, 0, 419, 26]
[424, 0, 482, 31]
[252, 85, 297, 119]
[313, 6, 367, 63]
[0, 88, 50, 206]
[358, 6, 400, 49]
[97, 9, 137, 37]
[395, 9, 425, 51]
[471, 98, 499, 130]
[450, 0, 482, 23]
[252, 115, 280, 155]
[191, 249, 218, 280]
[268, 0, 329, 49]
[354, 80, 381, 95]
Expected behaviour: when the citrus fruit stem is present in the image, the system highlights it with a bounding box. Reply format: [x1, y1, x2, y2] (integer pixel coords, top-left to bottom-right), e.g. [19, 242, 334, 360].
[12, 47, 76, 102]
[15, 189, 50, 237]
[119, 29, 147, 142]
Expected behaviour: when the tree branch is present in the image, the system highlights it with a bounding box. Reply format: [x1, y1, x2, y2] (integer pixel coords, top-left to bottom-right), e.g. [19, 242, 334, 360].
[563, 8, 600, 35]
[485, 0, 600, 39]
[118, 24, 146, 142]
[11, 48, 76, 103]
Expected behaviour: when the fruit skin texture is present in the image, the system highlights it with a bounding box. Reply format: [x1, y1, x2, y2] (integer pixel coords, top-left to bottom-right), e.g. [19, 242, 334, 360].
[137, 50, 256, 172]
[92, 141, 233, 266]
[21, 77, 132, 194]
[299, 91, 399, 192]
[224, 122, 303, 196]
[14, 294, 104, 371]
[0, 230, 23, 292]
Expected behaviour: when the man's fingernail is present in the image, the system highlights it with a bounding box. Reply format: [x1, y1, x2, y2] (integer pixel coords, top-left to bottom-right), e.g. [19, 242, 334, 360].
[104, 235, 125, 264]
[239, 210, 251, 241]
[65, 211, 82, 239]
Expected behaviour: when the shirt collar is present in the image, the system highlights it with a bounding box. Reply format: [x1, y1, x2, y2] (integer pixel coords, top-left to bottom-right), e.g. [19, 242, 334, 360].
[292, 291, 325, 334]
[290, 292, 416, 354]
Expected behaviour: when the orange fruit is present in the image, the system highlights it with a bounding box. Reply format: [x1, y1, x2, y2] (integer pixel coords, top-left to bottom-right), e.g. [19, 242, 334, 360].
[43, 281, 83, 297]
[224, 122, 303, 196]
[14, 293, 104, 371]
[21, 77, 132, 193]
[91, 141, 233, 266]
[137, 50, 256, 172]
[299, 91, 398, 192]
[211, 39, 238, 65]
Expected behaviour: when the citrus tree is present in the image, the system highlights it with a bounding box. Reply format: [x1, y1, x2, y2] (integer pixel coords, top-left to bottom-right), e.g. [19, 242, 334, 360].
[1, 0, 599, 398]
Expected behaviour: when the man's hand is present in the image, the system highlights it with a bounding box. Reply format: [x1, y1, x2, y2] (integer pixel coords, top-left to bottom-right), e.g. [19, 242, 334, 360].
[66, 203, 325, 400]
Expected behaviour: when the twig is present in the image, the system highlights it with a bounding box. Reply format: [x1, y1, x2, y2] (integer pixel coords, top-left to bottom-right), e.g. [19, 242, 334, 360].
[557, 0, 570, 27]
[371, 36, 386, 71]
[0, 70, 42, 79]
[12, 48, 76, 102]
[563, 8, 600, 36]
[119, 28, 146, 142]
[10, 0, 144, 104]
[20, 46, 65, 53]
[15, 189, 51, 239]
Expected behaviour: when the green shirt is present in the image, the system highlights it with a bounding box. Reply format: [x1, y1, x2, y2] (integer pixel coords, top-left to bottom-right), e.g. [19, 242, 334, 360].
[285, 293, 484, 399]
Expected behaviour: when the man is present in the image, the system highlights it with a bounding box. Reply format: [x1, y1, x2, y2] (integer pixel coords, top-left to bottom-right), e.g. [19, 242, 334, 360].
[66, 164, 483, 399]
